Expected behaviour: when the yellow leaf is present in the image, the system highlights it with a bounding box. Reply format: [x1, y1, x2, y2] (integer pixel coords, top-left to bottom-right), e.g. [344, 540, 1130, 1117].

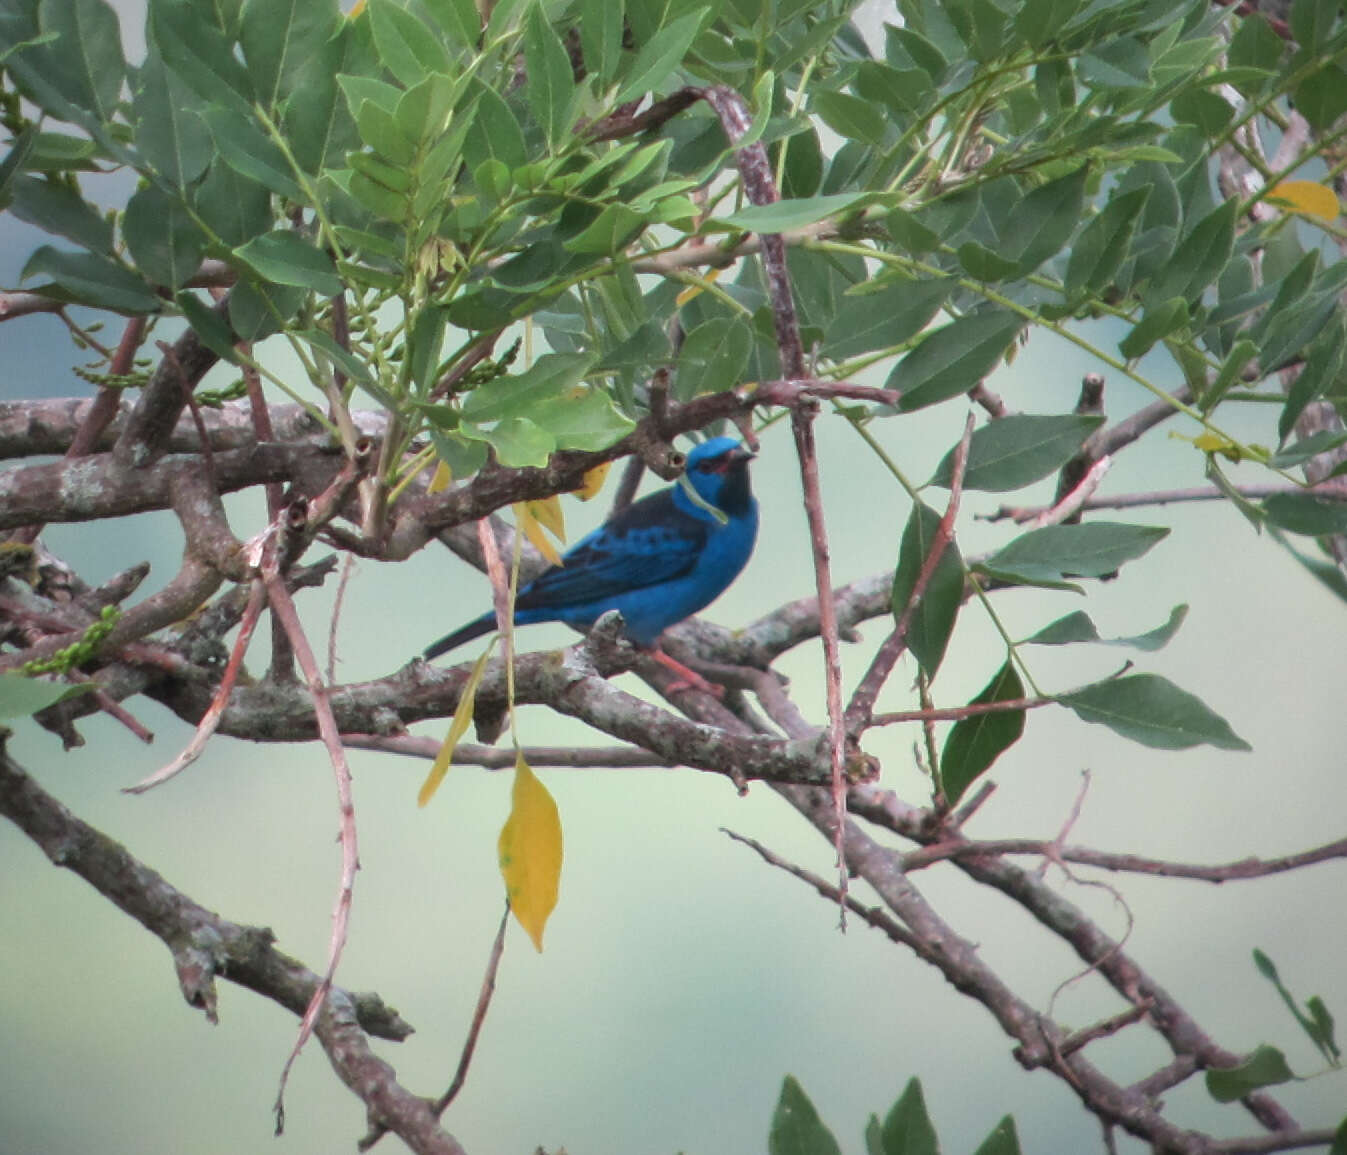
[513, 500, 565, 566]
[346, 0, 366, 16]
[427, 461, 452, 494]
[572, 462, 611, 501]
[418, 640, 495, 807]
[1192, 432, 1233, 453]
[675, 266, 723, 307]
[1267, 180, 1340, 222]
[498, 752, 563, 951]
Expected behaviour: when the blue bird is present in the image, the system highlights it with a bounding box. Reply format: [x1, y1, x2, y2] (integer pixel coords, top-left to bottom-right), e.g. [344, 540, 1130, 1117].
[425, 436, 758, 686]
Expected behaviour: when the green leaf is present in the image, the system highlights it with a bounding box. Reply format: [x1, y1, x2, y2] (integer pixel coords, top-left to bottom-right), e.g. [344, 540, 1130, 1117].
[234, 230, 343, 296]
[675, 315, 753, 398]
[985, 522, 1169, 582]
[149, 0, 254, 115]
[283, 31, 362, 174]
[200, 105, 304, 201]
[1149, 199, 1237, 304]
[1059, 674, 1250, 751]
[1205, 1046, 1295, 1102]
[22, 246, 162, 314]
[461, 79, 527, 171]
[133, 48, 214, 188]
[1004, 166, 1088, 274]
[460, 352, 598, 422]
[1270, 429, 1347, 469]
[810, 89, 888, 146]
[123, 184, 207, 290]
[0, 673, 93, 719]
[1253, 948, 1342, 1063]
[929, 414, 1104, 493]
[296, 326, 375, 386]
[769, 1076, 841, 1155]
[581, 0, 623, 84]
[429, 429, 488, 477]
[972, 1116, 1021, 1155]
[941, 660, 1026, 805]
[36, 0, 124, 123]
[1026, 605, 1188, 650]
[239, 0, 336, 110]
[1061, 185, 1147, 295]
[524, 1, 575, 147]
[528, 388, 635, 451]
[175, 292, 240, 364]
[1119, 297, 1188, 360]
[720, 192, 868, 233]
[421, 0, 478, 50]
[1261, 492, 1347, 537]
[823, 275, 950, 361]
[562, 204, 648, 254]
[1330, 1115, 1347, 1155]
[368, 0, 450, 86]
[466, 416, 556, 468]
[891, 500, 964, 679]
[1295, 63, 1347, 132]
[8, 174, 113, 255]
[193, 160, 272, 247]
[616, 7, 708, 103]
[0, 126, 36, 207]
[889, 309, 1023, 412]
[878, 1078, 939, 1155]
[957, 242, 1020, 281]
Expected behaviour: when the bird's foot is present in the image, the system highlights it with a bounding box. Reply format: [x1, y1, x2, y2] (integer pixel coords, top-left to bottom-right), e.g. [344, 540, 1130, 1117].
[648, 647, 725, 698]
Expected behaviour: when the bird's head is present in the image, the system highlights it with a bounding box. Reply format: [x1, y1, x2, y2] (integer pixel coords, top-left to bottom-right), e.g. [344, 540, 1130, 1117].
[679, 436, 756, 519]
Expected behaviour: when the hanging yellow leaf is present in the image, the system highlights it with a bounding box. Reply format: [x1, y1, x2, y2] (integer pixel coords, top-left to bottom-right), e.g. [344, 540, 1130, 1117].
[1267, 180, 1340, 222]
[675, 266, 723, 307]
[498, 752, 563, 951]
[418, 639, 496, 807]
[427, 460, 452, 494]
[572, 461, 611, 501]
[513, 499, 566, 566]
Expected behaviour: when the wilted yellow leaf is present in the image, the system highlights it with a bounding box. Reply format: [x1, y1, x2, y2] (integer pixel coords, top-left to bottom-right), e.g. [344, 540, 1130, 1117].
[1267, 180, 1340, 222]
[418, 640, 495, 807]
[498, 753, 563, 951]
[427, 461, 452, 494]
[675, 266, 723, 307]
[1193, 432, 1235, 454]
[514, 499, 565, 566]
[573, 462, 611, 501]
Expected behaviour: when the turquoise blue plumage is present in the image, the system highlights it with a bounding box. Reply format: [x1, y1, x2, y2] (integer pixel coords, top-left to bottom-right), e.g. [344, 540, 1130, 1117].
[424, 437, 758, 660]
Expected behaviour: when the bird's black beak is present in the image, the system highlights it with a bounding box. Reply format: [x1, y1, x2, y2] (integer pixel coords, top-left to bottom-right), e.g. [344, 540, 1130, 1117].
[731, 445, 756, 463]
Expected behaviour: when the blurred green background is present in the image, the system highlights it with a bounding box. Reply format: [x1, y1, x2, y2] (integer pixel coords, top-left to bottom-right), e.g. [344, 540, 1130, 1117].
[4, 3, 1347, 1153]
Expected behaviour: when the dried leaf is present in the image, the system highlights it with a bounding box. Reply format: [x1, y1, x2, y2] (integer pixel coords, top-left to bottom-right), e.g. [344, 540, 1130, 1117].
[514, 499, 565, 565]
[498, 752, 563, 951]
[418, 639, 495, 806]
[676, 265, 723, 307]
[1267, 180, 1340, 222]
[573, 461, 611, 500]
[427, 460, 452, 494]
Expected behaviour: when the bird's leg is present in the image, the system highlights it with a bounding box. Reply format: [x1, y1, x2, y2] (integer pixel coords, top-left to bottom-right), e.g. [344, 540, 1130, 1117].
[647, 645, 726, 698]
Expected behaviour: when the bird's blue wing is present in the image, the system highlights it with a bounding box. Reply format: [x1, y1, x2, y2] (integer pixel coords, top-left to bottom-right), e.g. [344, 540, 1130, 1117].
[515, 490, 707, 611]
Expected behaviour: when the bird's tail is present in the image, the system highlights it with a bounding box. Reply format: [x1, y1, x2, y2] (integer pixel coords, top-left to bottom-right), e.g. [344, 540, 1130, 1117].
[424, 613, 495, 660]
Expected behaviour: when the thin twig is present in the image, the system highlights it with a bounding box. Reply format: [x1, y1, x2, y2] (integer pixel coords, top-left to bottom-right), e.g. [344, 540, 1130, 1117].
[263, 526, 360, 1134]
[359, 903, 511, 1152]
[124, 580, 267, 794]
[846, 413, 976, 736]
